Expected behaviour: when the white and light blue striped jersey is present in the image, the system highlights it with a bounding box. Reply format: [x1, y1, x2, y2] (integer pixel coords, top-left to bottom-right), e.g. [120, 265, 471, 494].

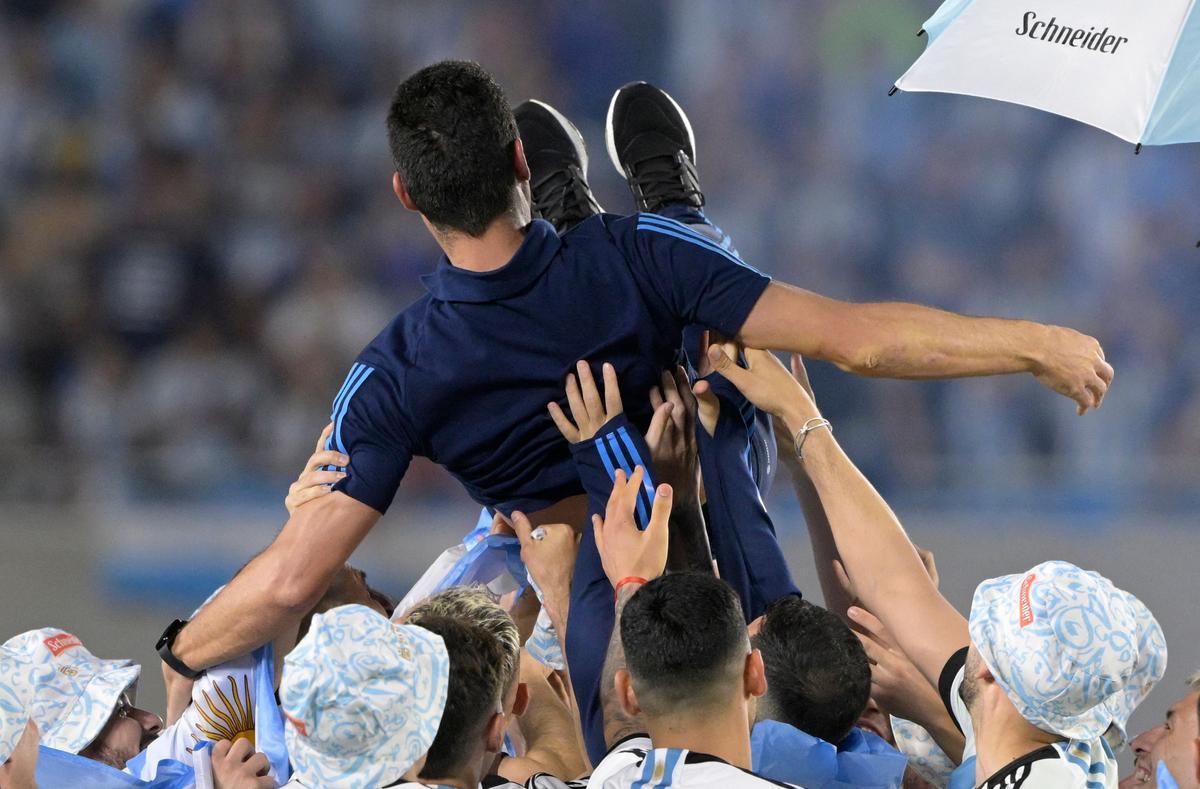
[586, 735, 801, 789]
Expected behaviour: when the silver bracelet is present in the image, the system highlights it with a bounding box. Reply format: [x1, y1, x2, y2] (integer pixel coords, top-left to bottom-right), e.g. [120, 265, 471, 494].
[793, 417, 833, 461]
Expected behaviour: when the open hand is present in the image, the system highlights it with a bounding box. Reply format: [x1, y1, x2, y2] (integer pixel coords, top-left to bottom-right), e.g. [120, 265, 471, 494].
[285, 423, 349, 515]
[705, 346, 820, 429]
[548, 361, 623, 443]
[592, 467, 672, 586]
[645, 366, 699, 495]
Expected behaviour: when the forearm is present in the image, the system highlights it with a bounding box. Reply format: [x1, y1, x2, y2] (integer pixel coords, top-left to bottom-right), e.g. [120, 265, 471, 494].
[504, 658, 590, 780]
[783, 413, 967, 683]
[600, 585, 644, 747]
[782, 459, 854, 616]
[665, 499, 714, 575]
[172, 493, 379, 669]
[172, 553, 309, 669]
[794, 428, 928, 606]
[740, 283, 1045, 379]
[540, 581, 575, 700]
[921, 704, 966, 764]
[162, 666, 194, 726]
[543, 589, 570, 655]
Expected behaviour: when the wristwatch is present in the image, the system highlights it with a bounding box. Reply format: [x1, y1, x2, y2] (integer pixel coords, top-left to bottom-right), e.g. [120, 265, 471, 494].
[156, 619, 204, 680]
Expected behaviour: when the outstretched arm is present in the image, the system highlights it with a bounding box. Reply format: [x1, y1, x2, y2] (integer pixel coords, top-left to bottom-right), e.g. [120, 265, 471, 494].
[709, 346, 966, 688]
[738, 282, 1113, 414]
[170, 492, 380, 671]
[769, 354, 856, 618]
[592, 467, 672, 747]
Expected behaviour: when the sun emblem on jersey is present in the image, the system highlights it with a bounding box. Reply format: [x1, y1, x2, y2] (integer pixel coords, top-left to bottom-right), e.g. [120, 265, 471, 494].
[194, 674, 255, 745]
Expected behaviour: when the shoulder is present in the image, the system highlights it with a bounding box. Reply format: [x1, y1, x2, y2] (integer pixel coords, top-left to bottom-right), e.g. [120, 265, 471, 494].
[979, 745, 1087, 788]
[584, 734, 651, 788]
[353, 293, 436, 373]
[553, 213, 639, 263]
[679, 755, 803, 788]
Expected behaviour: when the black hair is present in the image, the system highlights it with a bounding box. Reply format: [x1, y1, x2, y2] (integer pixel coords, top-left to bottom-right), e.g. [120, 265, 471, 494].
[751, 596, 871, 744]
[414, 615, 510, 779]
[386, 60, 519, 236]
[620, 572, 749, 715]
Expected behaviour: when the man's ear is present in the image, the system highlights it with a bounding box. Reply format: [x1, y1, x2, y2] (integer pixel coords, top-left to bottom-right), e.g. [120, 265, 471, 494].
[974, 658, 995, 684]
[393, 171, 419, 212]
[746, 649, 768, 698]
[512, 682, 530, 717]
[615, 669, 641, 717]
[484, 711, 507, 753]
[513, 137, 530, 183]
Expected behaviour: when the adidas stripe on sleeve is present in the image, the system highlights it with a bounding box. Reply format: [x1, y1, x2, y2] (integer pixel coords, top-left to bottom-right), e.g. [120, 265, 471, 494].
[628, 213, 771, 340]
[322, 362, 417, 515]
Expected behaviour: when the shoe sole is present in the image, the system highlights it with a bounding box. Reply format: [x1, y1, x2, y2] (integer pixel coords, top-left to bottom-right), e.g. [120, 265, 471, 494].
[604, 82, 697, 180]
[524, 99, 590, 177]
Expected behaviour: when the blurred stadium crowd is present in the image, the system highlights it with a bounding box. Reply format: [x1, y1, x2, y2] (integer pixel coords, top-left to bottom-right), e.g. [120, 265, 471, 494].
[1, 0, 1198, 507]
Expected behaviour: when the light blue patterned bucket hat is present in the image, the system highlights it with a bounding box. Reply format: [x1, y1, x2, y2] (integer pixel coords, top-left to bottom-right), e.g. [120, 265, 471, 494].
[0, 642, 44, 762]
[1096, 586, 1167, 744]
[281, 604, 450, 789]
[969, 561, 1163, 741]
[2, 628, 140, 754]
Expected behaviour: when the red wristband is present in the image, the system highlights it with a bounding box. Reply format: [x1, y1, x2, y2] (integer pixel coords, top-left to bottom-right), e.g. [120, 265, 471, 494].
[614, 576, 649, 602]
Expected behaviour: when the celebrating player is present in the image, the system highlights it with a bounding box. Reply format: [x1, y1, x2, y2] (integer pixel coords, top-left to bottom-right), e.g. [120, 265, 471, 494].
[157, 60, 1114, 682]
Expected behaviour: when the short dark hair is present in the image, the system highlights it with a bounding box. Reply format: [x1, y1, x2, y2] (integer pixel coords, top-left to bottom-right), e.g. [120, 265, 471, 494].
[414, 615, 509, 779]
[751, 597, 870, 743]
[620, 573, 749, 715]
[386, 60, 519, 236]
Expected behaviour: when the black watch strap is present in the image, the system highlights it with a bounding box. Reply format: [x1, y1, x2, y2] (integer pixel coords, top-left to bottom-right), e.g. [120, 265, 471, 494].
[156, 619, 203, 680]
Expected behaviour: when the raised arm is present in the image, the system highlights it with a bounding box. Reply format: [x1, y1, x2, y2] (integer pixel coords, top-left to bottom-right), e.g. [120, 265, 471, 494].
[709, 346, 967, 688]
[738, 282, 1113, 414]
[591, 467, 672, 747]
[770, 354, 856, 618]
[169, 492, 380, 671]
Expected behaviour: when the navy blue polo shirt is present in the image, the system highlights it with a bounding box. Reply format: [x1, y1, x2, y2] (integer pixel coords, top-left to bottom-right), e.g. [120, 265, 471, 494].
[326, 212, 770, 515]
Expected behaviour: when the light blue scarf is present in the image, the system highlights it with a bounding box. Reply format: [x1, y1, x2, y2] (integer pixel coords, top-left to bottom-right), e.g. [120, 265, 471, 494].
[751, 720, 908, 788]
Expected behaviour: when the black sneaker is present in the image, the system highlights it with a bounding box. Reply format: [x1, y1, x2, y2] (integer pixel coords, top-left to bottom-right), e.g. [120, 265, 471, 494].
[514, 99, 602, 233]
[605, 81, 704, 213]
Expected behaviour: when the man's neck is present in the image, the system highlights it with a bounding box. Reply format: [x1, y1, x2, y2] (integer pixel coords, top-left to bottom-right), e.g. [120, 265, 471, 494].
[435, 211, 527, 273]
[647, 701, 753, 771]
[414, 769, 479, 789]
[972, 706, 1059, 782]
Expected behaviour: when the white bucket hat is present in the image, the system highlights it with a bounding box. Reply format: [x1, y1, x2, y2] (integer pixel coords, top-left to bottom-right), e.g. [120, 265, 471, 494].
[0, 642, 46, 763]
[1095, 586, 1167, 744]
[281, 604, 450, 789]
[969, 560, 1164, 741]
[2, 628, 140, 754]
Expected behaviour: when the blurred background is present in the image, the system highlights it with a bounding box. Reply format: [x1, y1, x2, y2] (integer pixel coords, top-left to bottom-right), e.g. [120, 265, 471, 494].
[0, 0, 1196, 762]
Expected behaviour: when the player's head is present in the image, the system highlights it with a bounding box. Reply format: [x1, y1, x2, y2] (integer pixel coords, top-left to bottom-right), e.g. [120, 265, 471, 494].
[403, 585, 522, 707]
[616, 573, 766, 725]
[296, 564, 391, 642]
[281, 606, 449, 787]
[387, 60, 529, 237]
[1, 629, 160, 772]
[749, 596, 870, 744]
[1125, 673, 1200, 789]
[408, 615, 513, 783]
[962, 562, 1164, 748]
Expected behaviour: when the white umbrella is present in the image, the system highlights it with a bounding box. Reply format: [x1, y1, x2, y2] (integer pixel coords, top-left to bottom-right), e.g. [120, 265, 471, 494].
[893, 0, 1200, 149]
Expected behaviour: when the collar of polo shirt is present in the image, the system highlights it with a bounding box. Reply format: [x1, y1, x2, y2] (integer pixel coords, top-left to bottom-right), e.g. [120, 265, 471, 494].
[421, 219, 562, 303]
